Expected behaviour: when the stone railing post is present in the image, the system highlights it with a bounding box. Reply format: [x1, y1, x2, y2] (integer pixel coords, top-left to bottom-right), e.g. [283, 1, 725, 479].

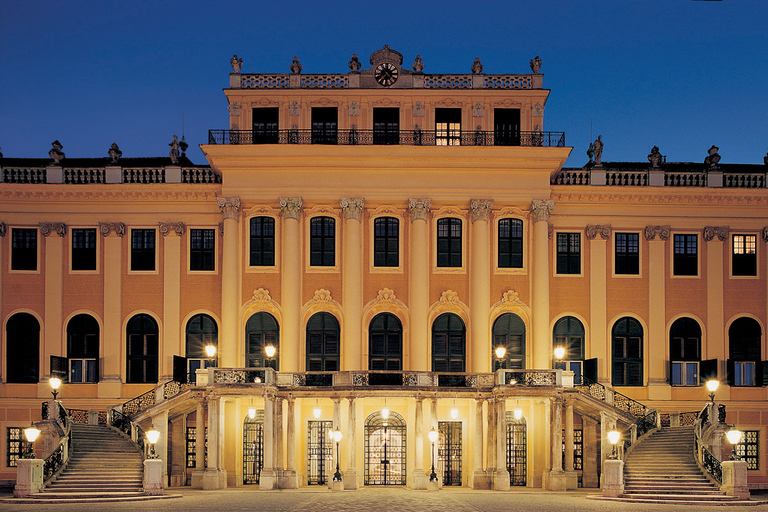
[721, 460, 750, 499]
[601, 459, 624, 497]
[13, 459, 44, 496]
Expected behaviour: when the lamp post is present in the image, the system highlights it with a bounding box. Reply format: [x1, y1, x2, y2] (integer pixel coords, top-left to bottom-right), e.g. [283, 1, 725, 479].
[607, 430, 621, 460]
[22, 424, 40, 459]
[265, 344, 277, 370]
[706, 379, 719, 404]
[49, 377, 61, 400]
[428, 427, 439, 482]
[726, 427, 743, 460]
[146, 428, 160, 459]
[332, 428, 343, 482]
[494, 345, 506, 370]
[205, 344, 216, 367]
[554, 346, 565, 370]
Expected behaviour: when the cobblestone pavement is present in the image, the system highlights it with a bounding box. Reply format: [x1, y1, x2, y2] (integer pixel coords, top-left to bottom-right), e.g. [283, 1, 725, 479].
[1, 488, 767, 512]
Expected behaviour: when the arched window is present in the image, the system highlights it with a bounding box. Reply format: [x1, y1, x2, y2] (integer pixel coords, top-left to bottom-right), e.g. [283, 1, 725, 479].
[669, 317, 702, 386]
[492, 313, 525, 370]
[126, 314, 158, 383]
[431, 313, 465, 372]
[612, 317, 643, 386]
[186, 314, 218, 374]
[369, 313, 402, 370]
[553, 316, 585, 379]
[246, 312, 279, 370]
[306, 312, 340, 371]
[728, 318, 762, 387]
[498, 218, 523, 268]
[6, 313, 39, 383]
[67, 314, 99, 383]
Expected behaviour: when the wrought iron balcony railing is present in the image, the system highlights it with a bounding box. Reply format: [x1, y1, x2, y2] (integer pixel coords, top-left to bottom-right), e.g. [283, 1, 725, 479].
[208, 129, 566, 148]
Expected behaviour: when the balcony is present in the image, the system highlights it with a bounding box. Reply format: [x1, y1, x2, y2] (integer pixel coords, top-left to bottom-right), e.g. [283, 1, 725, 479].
[208, 129, 566, 148]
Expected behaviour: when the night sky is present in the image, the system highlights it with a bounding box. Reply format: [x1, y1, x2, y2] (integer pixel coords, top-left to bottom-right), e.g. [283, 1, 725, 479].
[1, 0, 766, 168]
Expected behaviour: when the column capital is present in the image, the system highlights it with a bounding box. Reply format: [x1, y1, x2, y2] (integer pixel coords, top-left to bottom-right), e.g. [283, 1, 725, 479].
[217, 197, 241, 221]
[340, 197, 364, 220]
[408, 198, 431, 221]
[470, 199, 493, 222]
[703, 225, 729, 242]
[39, 222, 67, 237]
[99, 222, 125, 237]
[159, 222, 185, 237]
[585, 224, 611, 240]
[279, 197, 303, 220]
[644, 225, 671, 241]
[530, 199, 555, 223]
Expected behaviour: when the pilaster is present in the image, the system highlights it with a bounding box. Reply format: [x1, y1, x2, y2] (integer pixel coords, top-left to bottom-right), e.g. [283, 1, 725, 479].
[260, 393, 277, 490]
[472, 398, 489, 489]
[408, 199, 431, 370]
[341, 198, 364, 370]
[646, 225, 670, 398]
[191, 399, 206, 488]
[412, 396, 427, 489]
[281, 396, 298, 488]
[100, 222, 124, 395]
[344, 397, 358, 489]
[41, 223, 66, 383]
[705, 226, 728, 364]
[564, 403, 578, 489]
[494, 398, 510, 490]
[280, 197, 303, 372]
[531, 200, 554, 369]
[470, 199, 492, 371]
[203, 395, 227, 489]
[160, 222, 184, 380]
[586, 225, 609, 383]
[218, 197, 240, 367]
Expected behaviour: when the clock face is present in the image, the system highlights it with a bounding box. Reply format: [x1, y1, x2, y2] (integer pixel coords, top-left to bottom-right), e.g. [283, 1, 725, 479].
[375, 62, 399, 86]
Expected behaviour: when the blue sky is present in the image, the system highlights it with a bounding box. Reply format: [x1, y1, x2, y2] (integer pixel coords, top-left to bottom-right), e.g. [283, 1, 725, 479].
[1, 0, 766, 168]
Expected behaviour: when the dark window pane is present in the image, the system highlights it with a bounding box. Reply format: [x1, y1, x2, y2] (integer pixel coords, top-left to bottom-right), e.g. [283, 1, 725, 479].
[250, 217, 275, 266]
[310, 217, 335, 267]
[556, 233, 580, 274]
[11, 229, 37, 271]
[126, 314, 158, 383]
[72, 228, 97, 271]
[131, 229, 155, 271]
[437, 218, 462, 268]
[374, 217, 399, 267]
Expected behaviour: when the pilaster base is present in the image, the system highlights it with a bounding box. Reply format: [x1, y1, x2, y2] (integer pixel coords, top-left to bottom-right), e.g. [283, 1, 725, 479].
[472, 470, 492, 489]
[565, 470, 579, 490]
[279, 469, 299, 489]
[494, 469, 510, 491]
[202, 468, 227, 490]
[427, 479, 440, 491]
[191, 469, 205, 489]
[259, 469, 278, 490]
[13, 459, 43, 496]
[412, 469, 428, 490]
[143, 459, 164, 495]
[343, 469, 358, 490]
[332, 479, 344, 491]
[543, 469, 567, 491]
[601, 459, 624, 497]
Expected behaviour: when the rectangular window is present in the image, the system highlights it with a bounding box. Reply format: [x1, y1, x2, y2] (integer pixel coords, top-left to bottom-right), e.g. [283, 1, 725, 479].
[311, 107, 338, 145]
[556, 233, 580, 274]
[190, 229, 215, 271]
[733, 234, 757, 276]
[252, 107, 279, 144]
[498, 218, 523, 268]
[436, 108, 461, 146]
[674, 234, 698, 276]
[437, 218, 462, 267]
[613, 336, 643, 386]
[249, 217, 275, 266]
[130, 229, 155, 271]
[373, 108, 399, 145]
[374, 217, 399, 267]
[494, 108, 521, 146]
[310, 217, 335, 267]
[69, 359, 97, 383]
[734, 361, 756, 386]
[71, 228, 97, 271]
[11, 228, 37, 271]
[671, 361, 699, 386]
[186, 426, 208, 468]
[7, 427, 22, 467]
[615, 233, 639, 275]
[562, 429, 583, 471]
[735, 430, 760, 470]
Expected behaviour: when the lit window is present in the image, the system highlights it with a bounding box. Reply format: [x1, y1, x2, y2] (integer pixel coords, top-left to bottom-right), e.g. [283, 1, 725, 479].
[436, 108, 461, 146]
[7, 427, 22, 467]
[67, 314, 99, 383]
[670, 317, 701, 386]
[733, 234, 757, 276]
[735, 430, 760, 470]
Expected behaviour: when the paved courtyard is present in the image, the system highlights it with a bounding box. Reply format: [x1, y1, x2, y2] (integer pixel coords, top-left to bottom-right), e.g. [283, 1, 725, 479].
[1, 488, 768, 512]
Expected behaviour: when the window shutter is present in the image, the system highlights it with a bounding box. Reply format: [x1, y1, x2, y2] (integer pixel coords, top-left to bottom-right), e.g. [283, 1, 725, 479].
[726, 359, 735, 386]
[173, 355, 188, 383]
[50, 355, 68, 383]
[583, 358, 597, 383]
[93, 356, 99, 383]
[758, 361, 768, 387]
[667, 359, 672, 384]
[700, 359, 718, 383]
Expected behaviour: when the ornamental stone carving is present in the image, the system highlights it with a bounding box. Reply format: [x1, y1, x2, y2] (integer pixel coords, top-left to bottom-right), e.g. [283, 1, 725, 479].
[217, 197, 241, 221]
[408, 198, 431, 221]
[289, 101, 301, 117]
[48, 140, 65, 164]
[230, 54, 243, 72]
[644, 225, 671, 241]
[348, 54, 361, 72]
[39, 222, 67, 237]
[413, 101, 425, 117]
[530, 199, 555, 223]
[228, 102, 241, 116]
[218, 221, 224, 237]
[501, 290, 524, 305]
[0, 222, 5, 237]
[530, 55, 542, 74]
[532, 102, 545, 117]
[704, 145, 721, 169]
[279, 197, 303, 220]
[340, 198, 364, 220]
[412, 55, 424, 73]
[471, 57, 483, 74]
[375, 288, 397, 303]
[763, 227, 768, 243]
[470, 199, 493, 222]
[99, 222, 125, 237]
[348, 101, 360, 117]
[159, 222, 186, 237]
[585, 225, 611, 240]
[439, 290, 460, 305]
[108, 142, 122, 164]
[703, 226, 729, 242]
[548, 224, 553, 240]
[307, 289, 342, 311]
[290, 56, 302, 74]
[249, 288, 280, 310]
[472, 102, 484, 117]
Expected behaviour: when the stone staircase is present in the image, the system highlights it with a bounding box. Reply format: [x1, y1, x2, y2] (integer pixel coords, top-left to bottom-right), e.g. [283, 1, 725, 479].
[617, 426, 746, 505]
[8, 423, 176, 503]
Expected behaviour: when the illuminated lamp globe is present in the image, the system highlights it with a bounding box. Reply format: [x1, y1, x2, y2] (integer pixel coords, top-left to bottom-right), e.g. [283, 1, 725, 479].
[450, 407, 459, 420]
[428, 428, 439, 444]
[607, 430, 621, 445]
[205, 344, 216, 359]
[554, 346, 566, 360]
[264, 345, 277, 358]
[333, 428, 343, 443]
[248, 407, 256, 419]
[726, 428, 743, 446]
[495, 346, 506, 359]
[146, 428, 161, 445]
[24, 424, 40, 443]
[313, 405, 322, 419]
[706, 379, 719, 393]
[514, 408, 523, 420]
[381, 406, 390, 420]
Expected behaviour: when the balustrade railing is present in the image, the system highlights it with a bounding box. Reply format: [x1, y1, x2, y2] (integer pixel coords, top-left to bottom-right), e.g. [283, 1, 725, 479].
[237, 73, 534, 90]
[123, 167, 165, 184]
[182, 167, 221, 183]
[724, 173, 764, 188]
[42, 403, 72, 483]
[701, 444, 723, 483]
[572, 377, 607, 402]
[504, 369, 558, 386]
[2, 167, 46, 183]
[665, 171, 706, 187]
[64, 168, 105, 184]
[551, 169, 589, 185]
[122, 388, 156, 417]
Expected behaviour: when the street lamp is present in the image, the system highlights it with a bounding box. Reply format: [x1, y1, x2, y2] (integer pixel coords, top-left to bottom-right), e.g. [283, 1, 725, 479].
[554, 346, 566, 361]
[495, 345, 506, 370]
[428, 427, 439, 482]
[726, 427, 743, 460]
[332, 428, 343, 482]
[49, 377, 62, 400]
[22, 423, 40, 459]
[264, 344, 277, 369]
[146, 428, 160, 459]
[706, 379, 719, 403]
[607, 429, 621, 460]
[205, 344, 216, 367]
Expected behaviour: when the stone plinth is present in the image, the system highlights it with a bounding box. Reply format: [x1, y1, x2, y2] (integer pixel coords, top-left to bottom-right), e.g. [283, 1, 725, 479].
[332, 479, 344, 491]
[279, 468, 298, 489]
[14, 459, 43, 496]
[543, 470, 567, 491]
[343, 468, 358, 490]
[202, 468, 227, 489]
[601, 459, 624, 497]
[143, 459, 164, 495]
[721, 460, 750, 499]
[412, 469, 427, 490]
[259, 468, 277, 490]
[494, 469, 510, 491]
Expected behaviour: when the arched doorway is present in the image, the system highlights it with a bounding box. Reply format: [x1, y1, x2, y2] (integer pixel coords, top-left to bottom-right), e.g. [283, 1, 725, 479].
[506, 411, 527, 486]
[243, 411, 264, 484]
[364, 410, 406, 485]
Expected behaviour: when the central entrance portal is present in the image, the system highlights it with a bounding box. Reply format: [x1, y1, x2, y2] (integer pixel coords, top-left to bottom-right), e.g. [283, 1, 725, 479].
[364, 410, 406, 485]
[243, 411, 264, 484]
[438, 421, 462, 485]
[307, 420, 333, 485]
[506, 412, 527, 486]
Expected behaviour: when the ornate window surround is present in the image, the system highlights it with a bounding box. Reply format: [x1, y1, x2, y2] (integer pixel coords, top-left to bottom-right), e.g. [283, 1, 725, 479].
[368, 207, 405, 274]
[187, 226, 219, 275]
[304, 207, 341, 273]
[493, 210, 527, 275]
[245, 207, 280, 274]
[432, 207, 467, 274]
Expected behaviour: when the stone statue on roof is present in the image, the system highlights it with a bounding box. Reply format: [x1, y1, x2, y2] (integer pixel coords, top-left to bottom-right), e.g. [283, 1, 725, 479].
[593, 135, 603, 166]
[471, 57, 483, 74]
[412, 55, 424, 73]
[530, 55, 542, 74]
[290, 56, 302, 74]
[230, 54, 243, 73]
[108, 142, 122, 164]
[704, 145, 721, 169]
[586, 142, 594, 164]
[764, 151, 768, 166]
[348, 54, 361, 72]
[169, 135, 180, 165]
[648, 146, 663, 168]
[49, 140, 65, 164]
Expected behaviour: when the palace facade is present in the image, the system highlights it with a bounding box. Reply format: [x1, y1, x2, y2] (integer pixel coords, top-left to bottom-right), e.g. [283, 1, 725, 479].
[0, 47, 766, 492]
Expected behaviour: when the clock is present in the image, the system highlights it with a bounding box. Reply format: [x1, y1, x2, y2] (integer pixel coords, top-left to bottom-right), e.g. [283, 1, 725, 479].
[374, 62, 399, 86]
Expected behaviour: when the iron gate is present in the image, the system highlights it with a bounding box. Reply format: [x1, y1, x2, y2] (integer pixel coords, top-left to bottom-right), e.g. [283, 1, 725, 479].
[243, 412, 264, 484]
[307, 420, 333, 485]
[506, 415, 527, 486]
[364, 410, 406, 485]
[438, 421, 462, 485]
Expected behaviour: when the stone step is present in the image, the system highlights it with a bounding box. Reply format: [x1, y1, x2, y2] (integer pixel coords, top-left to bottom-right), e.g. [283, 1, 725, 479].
[587, 496, 762, 506]
[624, 489, 725, 495]
[46, 485, 144, 492]
[616, 493, 738, 502]
[0, 495, 180, 505]
[37, 491, 149, 499]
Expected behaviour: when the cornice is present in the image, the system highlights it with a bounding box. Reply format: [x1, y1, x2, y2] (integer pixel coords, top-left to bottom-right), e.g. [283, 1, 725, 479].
[552, 189, 768, 206]
[0, 188, 221, 202]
